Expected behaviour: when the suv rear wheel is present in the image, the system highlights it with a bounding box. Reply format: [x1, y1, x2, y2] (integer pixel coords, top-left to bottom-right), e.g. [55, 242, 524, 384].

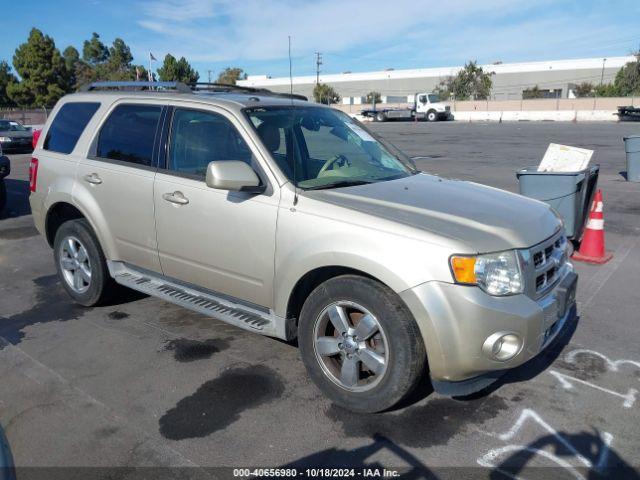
[53, 219, 116, 306]
[298, 275, 426, 413]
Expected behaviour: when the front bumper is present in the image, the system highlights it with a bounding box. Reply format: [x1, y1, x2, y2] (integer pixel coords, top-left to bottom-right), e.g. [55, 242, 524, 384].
[400, 267, 577, 385]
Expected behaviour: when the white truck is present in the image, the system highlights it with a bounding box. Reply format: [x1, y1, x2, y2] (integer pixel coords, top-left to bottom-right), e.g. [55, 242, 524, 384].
[361, 92, 452, 122]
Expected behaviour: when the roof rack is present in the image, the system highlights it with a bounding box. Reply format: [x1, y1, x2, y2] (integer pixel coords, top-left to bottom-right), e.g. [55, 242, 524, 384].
[79, 81, 307, 101]
[79, 81, 192, 93]
[189, 82, 308, 101]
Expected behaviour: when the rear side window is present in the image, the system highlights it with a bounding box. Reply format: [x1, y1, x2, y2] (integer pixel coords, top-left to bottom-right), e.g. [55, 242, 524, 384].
[44, 102, 100, 154]
[96, 104, 162, 167]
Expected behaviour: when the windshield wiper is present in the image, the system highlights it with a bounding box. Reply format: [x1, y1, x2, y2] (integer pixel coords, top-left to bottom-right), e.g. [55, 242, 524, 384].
[302, 180, 374, 190]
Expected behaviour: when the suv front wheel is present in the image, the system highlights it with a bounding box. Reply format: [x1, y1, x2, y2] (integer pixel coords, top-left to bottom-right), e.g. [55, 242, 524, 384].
[54, 219, 117, 306]
[298, 275, 427, 413]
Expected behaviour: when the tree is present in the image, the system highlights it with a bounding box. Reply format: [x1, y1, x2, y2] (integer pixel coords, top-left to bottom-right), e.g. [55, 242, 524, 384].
[62, 46, 81, 89]
[611, 53, 640, 96]
[365, 91, 381, 104]
[83, 32, 109, 65]
[0, 60, 17, 107]
[574, 82, 595, 97]
[157, 54, 200, 83]
[216, 67, 246, 85]
[7, 28, 68, 107]
[522, 85, 545, 99]
[107, 38, 133, 74]
[313, 83, 340, 104]
[436, 61, 493, 100]
[75, 34, 143, 85]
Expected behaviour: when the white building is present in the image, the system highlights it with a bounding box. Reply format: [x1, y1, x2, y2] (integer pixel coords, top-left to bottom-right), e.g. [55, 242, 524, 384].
[238, 56, 635, 102]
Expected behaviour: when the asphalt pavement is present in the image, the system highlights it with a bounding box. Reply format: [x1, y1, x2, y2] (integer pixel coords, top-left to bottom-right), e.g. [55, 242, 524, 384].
[1, 122, 639, 479]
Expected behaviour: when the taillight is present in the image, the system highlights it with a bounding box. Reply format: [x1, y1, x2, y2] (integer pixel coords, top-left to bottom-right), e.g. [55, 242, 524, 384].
[29, 157, 39, 193]
[32, 129, 41, 149]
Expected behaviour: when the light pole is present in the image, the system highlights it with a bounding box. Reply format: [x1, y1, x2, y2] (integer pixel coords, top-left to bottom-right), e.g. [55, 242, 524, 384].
[600, 58, 607, 86]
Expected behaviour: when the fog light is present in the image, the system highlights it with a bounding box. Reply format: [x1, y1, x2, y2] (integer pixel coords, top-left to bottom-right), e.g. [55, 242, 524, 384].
[483, 332, 522, 361]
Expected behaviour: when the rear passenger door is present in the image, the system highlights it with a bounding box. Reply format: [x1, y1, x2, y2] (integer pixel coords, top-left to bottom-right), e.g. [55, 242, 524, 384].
[153, 106, 279, 309]
[76, 101, 164, 273]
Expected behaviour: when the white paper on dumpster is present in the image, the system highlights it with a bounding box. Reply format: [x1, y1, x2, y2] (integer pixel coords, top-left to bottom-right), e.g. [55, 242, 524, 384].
[537, 143, 593, 172]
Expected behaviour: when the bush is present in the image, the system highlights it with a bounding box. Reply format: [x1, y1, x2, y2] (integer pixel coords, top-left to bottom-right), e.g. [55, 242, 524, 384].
[313, 83, 340, 105]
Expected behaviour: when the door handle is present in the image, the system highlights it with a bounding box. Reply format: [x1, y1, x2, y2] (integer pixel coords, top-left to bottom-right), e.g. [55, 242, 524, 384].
[162, 191, 189, 205]
[84, 173, 102, 185]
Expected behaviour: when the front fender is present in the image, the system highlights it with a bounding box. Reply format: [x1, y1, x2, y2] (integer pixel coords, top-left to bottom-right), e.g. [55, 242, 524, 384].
[273, 208, 455, 317]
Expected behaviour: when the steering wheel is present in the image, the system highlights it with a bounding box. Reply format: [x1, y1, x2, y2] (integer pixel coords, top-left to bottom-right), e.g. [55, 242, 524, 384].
[319, 154, 350, 174]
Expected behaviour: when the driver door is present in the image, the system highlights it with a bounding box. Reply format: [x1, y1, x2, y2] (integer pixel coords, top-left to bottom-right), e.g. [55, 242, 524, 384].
[153, 106, 279, 309]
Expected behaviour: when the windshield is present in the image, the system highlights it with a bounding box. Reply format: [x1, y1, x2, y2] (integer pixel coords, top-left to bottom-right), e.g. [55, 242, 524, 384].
[245, 106, 416, 189]
[0, 120, 27, 132]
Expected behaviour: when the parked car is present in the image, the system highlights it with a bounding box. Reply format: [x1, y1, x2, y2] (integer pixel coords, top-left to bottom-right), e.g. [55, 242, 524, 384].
[0, 119, 33, 152]
[0, 146, 10, 212]
[29, 82, 577, 413]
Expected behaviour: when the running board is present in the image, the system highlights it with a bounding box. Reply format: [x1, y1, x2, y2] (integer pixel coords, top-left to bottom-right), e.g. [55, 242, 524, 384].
[108, 262, 286, 339]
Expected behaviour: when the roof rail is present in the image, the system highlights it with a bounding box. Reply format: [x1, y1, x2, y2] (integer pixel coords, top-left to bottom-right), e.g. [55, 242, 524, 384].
[78, 80, 307, 101]
[79, 81, 192, 93]
[189, 82, 308, 101]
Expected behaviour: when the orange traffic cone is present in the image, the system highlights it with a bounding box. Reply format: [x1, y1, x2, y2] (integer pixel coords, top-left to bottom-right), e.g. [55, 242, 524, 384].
[572, 190, 613, 264]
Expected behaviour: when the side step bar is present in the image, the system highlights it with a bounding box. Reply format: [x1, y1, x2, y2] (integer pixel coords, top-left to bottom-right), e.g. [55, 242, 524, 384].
[108, 262, 286, 339]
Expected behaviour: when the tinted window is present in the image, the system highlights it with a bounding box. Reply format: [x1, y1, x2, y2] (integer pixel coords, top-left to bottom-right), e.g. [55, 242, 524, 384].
[168, 109, 252, 177]
[44, 102, 100, 154]
[97, 104, 162, 166]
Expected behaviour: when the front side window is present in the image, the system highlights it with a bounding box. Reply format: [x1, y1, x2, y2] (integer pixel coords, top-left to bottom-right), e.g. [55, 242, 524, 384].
[43, 102, 100, 154]
[168, 108, 252, 178]
[96, 104, 162, 166]
[427, 94, 440, 103]
[246, 106, 415, 189]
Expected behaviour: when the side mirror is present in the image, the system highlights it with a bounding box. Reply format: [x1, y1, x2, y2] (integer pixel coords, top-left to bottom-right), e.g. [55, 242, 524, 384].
[205, 161, 264, 192]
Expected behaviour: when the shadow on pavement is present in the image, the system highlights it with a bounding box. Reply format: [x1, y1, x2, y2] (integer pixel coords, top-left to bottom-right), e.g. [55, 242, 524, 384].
[490, 429, 639, 480]
[275, 434, 436, 479]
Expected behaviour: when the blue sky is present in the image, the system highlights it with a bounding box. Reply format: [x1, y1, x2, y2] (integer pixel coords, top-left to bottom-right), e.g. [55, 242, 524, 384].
[1, 0, 639, 79]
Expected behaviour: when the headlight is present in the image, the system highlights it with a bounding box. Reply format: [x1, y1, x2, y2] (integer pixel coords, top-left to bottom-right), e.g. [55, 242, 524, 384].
[450, 250, 524, 296]
[0, 137, 11, 142]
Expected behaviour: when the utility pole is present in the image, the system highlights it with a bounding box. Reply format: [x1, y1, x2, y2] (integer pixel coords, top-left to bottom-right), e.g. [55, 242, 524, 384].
[315, 52, 322, 85]
[207, 70, 213, 84]
[600, 58, 607, 86]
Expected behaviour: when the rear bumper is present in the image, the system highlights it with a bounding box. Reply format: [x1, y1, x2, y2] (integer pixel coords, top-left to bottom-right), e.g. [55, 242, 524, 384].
[400, 267, 577, 385]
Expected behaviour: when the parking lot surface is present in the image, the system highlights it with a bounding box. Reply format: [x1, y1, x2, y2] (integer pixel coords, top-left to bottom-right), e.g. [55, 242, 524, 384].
[1, 122, 639, 479]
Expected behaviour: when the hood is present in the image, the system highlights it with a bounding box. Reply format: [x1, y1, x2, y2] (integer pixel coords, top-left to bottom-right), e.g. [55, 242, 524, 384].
[305, 173, 561, 252]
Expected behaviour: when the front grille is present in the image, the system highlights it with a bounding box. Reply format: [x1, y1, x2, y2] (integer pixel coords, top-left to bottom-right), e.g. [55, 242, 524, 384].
[531, 232, 567, 295]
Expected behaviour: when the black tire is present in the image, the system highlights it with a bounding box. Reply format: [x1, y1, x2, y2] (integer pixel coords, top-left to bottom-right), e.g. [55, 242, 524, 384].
[298, 275, 427, 413]
[0, 180, 6, 212]
[53, 218, 117, 306]
[375, 112, 386, 122]
[426, 110, 437, 122]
